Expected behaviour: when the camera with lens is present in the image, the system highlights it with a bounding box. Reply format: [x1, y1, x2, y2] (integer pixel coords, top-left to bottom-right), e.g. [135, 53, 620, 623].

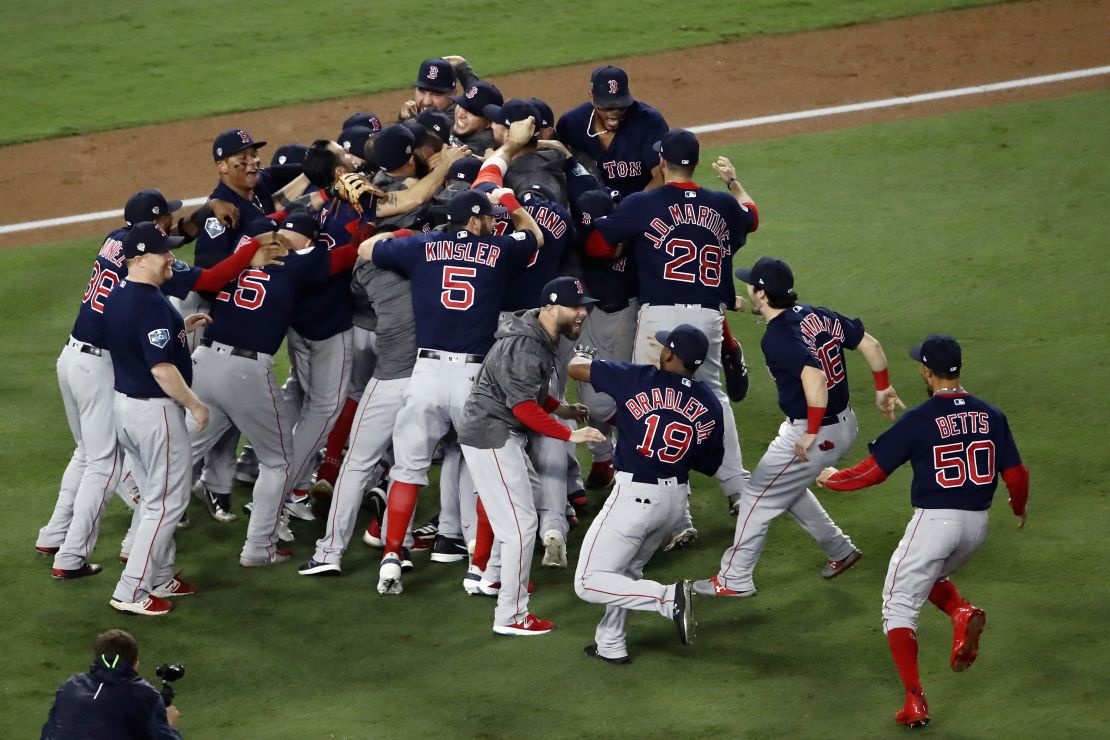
[155, 663, 185, 707]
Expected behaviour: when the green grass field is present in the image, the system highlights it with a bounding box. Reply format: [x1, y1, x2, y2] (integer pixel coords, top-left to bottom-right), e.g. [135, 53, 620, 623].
[0, 0, 1009, 145]
[2, 90, 1108, 738]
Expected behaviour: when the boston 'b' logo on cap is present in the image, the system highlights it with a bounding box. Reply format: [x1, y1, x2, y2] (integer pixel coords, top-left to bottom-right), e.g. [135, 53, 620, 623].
[466, 86, 477, 99]
[608, 79, 619, 95]
[580, 213, 592, 225]
[427, 65, 439, 80]
[155, 223, 168, 237]
[237, 129, 251, 144]
[575, 280, 585, 294]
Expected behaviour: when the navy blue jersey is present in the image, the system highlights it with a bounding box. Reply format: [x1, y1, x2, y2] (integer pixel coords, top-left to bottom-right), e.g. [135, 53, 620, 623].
[555, 101, 668, 198]
[104, 281, 191, 398]
[868, 391, 1023, 511]
[194, 170, 276, 268]
[590, 360, 724, 483]
[206, 246, 329, 355]
[761, 304, 865, 421]
[290, 197, 359, 340]
[595, 183, 754, 308]
[372, 228, 537, 355]
[500, 199, 574, 311]
[71, 229, 202, 349]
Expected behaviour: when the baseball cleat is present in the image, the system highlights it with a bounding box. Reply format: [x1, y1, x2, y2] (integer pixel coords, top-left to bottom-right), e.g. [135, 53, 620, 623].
[400, 548, 414, 572]
[176, 511, 191, 529]
[362, 518, 384, 548]
[152, 574, 197, 598]
[950, 605, 986, 672]
[430, 535, 469, 563]
[52, 563, 103, 580]
[894, 690, 929, 728]
[298, 559, 342, 576]
[663, 526, 698, 552]
[235, 446, 259, 483]
[692, 575, 756, 598]
[35, 546, 59, 556]
[585, 460, 615, 490]
[477, 579, 536, 597]
[109, 595, 174, 617]
[463, 564, 484, 595]
[493, 614, 555, 636]
[196, 485, 237, 523]
[672, 580, 695, 645]
[239, 548, 294, 568]
[284, 493, 316, 522]
[541, 530, 568, 568]
[377, 553, 403, 595]
[584, 643, 632, 665]
[568, 488, 588, 508]
[276, 512, 295, 543]
[412, 515, 439, 543]
[822, 548, 862, 579]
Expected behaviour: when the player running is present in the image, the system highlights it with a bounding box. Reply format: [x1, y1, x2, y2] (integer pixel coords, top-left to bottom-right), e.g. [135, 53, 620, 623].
[817, 333, 1028, 728]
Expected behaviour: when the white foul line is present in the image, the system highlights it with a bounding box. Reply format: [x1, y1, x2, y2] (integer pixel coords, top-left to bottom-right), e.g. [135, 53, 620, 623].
[2, 65, 1108, 238]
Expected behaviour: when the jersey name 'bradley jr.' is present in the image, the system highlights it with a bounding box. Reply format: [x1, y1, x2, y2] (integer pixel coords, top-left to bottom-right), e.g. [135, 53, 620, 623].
[625, 384, 718, 441]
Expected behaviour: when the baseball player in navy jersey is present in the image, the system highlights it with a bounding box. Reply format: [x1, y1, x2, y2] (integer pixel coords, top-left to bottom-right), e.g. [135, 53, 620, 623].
[458, 277, 605, 635]
[818, 334, 1028, 728]
[103, 223, 211, 616]
[555, 66, 669, 198]
[695, 256, 903, 599]
[39, 195, 281, 579]
[569, 324, 723, 660]
[484, 99, 568, 206]
[452, 80, 503, 156]
[398, 57, 480, 122]
[589, 130, 758, 533]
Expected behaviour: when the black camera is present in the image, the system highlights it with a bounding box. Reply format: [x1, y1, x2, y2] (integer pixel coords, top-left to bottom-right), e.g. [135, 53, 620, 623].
[155, 663, 185, 707]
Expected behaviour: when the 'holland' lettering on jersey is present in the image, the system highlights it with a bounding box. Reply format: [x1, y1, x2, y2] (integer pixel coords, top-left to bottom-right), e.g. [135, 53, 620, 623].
[500, 198, 574, 312]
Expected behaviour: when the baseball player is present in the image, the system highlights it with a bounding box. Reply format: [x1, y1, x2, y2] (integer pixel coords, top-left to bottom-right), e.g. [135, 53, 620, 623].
[458, 277, 605, 635]
[555, 65, 668, 198]
[452, 80, 503, 155]
[569, 324, 723, 661]
[484, 99, 568, 206]
[694, 256, 902, 599]
[817, 334, 1029, 728]
[40, 192, 279, 579]
[361, 185, 544, 595]
[103, 223, 210, 616]
[397, 57, 480, 121]
[588, 130, 758, 529]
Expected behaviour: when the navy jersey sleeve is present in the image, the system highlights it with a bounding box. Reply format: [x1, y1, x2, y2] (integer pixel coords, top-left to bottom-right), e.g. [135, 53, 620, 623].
[722, 197, 757, 251]
[994, 409, 1023, 471]
[588, 360, 637, 405]
[690, 396, 725, 476]
[593, 192, 650, 245]
[372, 236, 421, 276]
[764, 329, 820, 376]
[637, 110, 669, 165]
[138, 301, 182, 371]
[161, 260, 203, 300]
[193, 222, 237, 268]
[497, 229, 540, 273]
[832, 310, 866, 350]
[867, 410, 922, 475]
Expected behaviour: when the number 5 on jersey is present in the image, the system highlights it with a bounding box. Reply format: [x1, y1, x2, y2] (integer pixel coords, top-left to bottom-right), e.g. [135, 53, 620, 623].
[216, 269, 270, 310]
[441, 266, 476, 310]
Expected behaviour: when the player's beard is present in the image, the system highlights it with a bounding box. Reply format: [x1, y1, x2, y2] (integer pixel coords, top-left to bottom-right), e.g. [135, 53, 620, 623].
[559, 314, 585, 340]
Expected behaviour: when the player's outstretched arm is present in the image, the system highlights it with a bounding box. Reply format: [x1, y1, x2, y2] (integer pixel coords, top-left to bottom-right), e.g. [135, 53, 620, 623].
[712, 156, 754, 205]
[358, 231, 400, 262]
[491, 187, 544, 247]
[567, 354, 593, 383]
[856, 332, 906, 421]
[378, 145, 470, 218]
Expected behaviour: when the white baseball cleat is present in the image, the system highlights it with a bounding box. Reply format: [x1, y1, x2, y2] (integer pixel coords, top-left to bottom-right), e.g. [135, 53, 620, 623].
[276, 511, 295, 543]
[377, 553, 403, 595]
[463, 564, 484, 595]
[541, 530, 568, 568]
[284, 496, 316, 522]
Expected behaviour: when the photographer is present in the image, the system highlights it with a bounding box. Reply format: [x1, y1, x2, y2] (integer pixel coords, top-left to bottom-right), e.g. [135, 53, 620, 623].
[42, 629, 180, 739]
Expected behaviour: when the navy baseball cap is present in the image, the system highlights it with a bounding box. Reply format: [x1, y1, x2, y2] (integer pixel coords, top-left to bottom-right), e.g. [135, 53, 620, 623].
[243, 217, 280, 239]
[271, 143, 308, 167]
[412, 58, 456, 93]
[124, 189, 182, 227]
[521, 182, 559, 205]
[446, 189, 507, 222]
[542, 276, 598, 308]
[653, 129, 700, 167]
[373, 125, 416, 172]
[278, 211, 318, 241]
[529, 98, 555, 129]
[909, 334, 962, 375]
[735, 256, 794, 295]
[343, 112, 383, 134]
[575, 189, 615, 227]
[591, 65, 634, 109]
[655, 324, 710, 368]
[121, 221, 176, 259]
[213, 128, 266, 161]
[453, 80, 504, 117]
[416, 109, 454, 143]
[338, 126, 375, 159]
[483, 98, 540, 127]
[447, 156, 482, 185]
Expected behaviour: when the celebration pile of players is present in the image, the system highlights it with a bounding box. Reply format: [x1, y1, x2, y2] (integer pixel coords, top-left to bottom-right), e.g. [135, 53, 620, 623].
[36, 56, 1030, 728]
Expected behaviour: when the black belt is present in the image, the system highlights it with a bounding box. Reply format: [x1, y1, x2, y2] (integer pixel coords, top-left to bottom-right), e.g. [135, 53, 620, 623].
[125, 394, 150, 400]
[80, 344, 103, 357]
[790, 408, 848, 427]
[597, 301, 631, 314]
[417, 349, 484, 363]
[201, 337, 258, 360]
[631, 473, 688, 485]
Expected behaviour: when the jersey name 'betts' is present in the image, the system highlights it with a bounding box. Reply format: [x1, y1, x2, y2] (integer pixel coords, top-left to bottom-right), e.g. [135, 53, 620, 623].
[596, 183, 756, 309]
[371, 228, 538, 355]
[763, 305, 866, 422]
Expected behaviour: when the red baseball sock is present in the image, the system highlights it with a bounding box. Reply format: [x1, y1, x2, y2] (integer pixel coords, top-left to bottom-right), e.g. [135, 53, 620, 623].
[928, 579, 968, 617]
[384, 481, 418, 556]
[323, 397, 359, 466]
[886, 628, 923, 695]
[472, 497, 494, 572]
[722, 319, 740, 351]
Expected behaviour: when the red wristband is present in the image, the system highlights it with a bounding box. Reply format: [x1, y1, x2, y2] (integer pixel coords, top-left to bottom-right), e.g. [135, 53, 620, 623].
[872, 368, 890, 391]
[806, 406, 825, 435]
[541, 395, 561, 413]
[499, 193, 522, 213]
[392, 228, 414, 238]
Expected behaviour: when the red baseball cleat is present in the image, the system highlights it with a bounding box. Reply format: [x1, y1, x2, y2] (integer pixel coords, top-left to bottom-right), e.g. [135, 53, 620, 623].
[152, 574, 197, 598]
[692, 575, 755, 598]
[51, 563, 102, 580]
[493, 614, 555, 636]
[362, 518, 383, 548]
[950, 605, 986, 672]
[822, 548, 862, 579]
[36, 546, 59, 556]
[110, 594, 174, 617]
[585, 460, 615, 490]
[894, 690, 929, 728]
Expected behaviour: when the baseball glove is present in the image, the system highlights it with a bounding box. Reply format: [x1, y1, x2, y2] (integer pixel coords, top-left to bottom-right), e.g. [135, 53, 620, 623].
[722, 342, 749, 403]
[573, 343, 599, 360]
[334, 173, 383, 215]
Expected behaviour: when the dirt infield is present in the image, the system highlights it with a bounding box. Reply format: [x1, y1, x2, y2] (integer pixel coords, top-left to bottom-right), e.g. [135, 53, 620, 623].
[1, 0, 1106, 249]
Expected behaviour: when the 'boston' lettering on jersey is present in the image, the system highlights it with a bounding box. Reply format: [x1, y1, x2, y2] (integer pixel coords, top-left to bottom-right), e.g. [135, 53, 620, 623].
[423, 239, 501, 266]
[644, 204, 731, 249]
[936, 411, 990, 438]
[625, 387, 710, 425]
